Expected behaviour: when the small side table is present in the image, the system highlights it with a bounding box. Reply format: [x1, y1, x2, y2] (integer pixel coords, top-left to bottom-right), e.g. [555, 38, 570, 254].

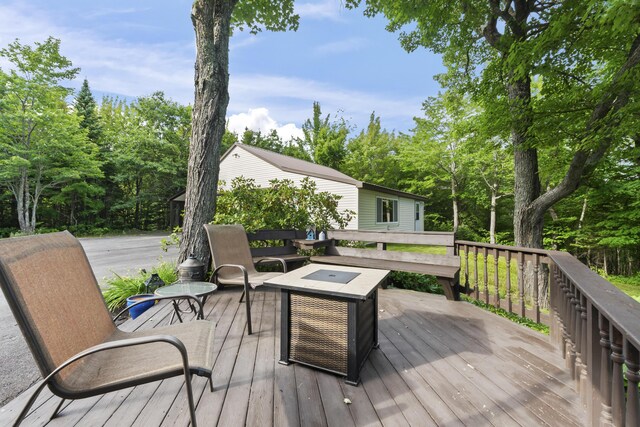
[155, 281, 217, 323]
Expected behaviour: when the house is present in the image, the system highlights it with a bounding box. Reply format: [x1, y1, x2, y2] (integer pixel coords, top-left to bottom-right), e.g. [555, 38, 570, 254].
[170, 143, 427, 231]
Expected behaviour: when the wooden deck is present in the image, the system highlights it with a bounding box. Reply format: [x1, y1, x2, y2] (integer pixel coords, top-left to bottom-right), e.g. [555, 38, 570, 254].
[0, 287, 586, 426]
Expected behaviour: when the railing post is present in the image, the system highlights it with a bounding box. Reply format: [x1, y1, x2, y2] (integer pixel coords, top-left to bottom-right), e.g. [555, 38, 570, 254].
[464, 244, 469, 295]
[579, 293, 588, 404]
[558, 270, 569, 359]
[473, 246, 479, 300]
[565, 281, 577, 375]
[517, 251, 525, 318]
[610, 326, 625, 426]
[625, 340, 640, 427]
[548, 262, 558, 343]
[586, 302, 602, 426]
[573, 287, 584, 393]
[483, 247, 489, 304]
[598, 314, 613, 426]
[533, 253, 540, 323]
[493, 248, 500, 308]
[506, 251, 512, 314]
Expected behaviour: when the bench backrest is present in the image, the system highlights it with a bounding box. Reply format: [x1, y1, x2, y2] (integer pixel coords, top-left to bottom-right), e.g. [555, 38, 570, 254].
[326, 230, 457, 256]
[326, 246, 460, 267]
[246, 229, 306, 257]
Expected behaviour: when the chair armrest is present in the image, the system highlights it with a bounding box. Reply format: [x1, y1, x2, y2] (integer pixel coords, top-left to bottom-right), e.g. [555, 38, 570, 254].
[212, 264, 249, 285]
[14, 334, 193, 426]
[113, 294, 204, 322]
[254, 257, 288, 273]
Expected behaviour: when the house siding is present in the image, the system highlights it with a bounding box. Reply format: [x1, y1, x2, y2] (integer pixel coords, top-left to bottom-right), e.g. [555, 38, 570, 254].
[357, 189, 418, 231]
[219, 146, 359, 229]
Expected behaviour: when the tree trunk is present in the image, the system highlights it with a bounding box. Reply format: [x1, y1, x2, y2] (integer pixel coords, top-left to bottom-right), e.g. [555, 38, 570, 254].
[134, 177, 141, 229]
[451, 175, 459, 233]
[510, 77, 543, 249]
[578, 197, 587, 229]
[179, 0, 236, 268]
[489, 188, 497, 244]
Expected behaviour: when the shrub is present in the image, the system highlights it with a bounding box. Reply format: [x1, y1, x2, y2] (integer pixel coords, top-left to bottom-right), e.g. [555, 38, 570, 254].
[388, 271, 443, 294]
[102, 262, 177, 312]
[214, 176, 354, 232]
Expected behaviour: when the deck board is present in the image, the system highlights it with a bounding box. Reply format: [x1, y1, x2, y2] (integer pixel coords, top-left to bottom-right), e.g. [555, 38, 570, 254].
[0, 287, 586, 427]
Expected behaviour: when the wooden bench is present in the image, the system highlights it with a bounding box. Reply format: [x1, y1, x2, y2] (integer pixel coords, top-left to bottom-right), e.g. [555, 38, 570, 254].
[309, 230, 461, 301]
[246, 229, 309, 271]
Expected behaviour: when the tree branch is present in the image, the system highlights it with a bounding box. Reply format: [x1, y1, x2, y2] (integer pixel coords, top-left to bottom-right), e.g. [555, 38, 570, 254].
[483, 0, 504, 48]
[531, 32, 640, 217]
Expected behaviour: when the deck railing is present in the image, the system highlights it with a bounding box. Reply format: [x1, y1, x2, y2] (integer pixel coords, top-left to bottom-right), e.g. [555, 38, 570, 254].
[456, 240, 640, 427]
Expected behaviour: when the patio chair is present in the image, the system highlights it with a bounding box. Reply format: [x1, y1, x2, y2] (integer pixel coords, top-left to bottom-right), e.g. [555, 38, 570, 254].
[204, 224, 287, 335]
[0, 231, 214, 427]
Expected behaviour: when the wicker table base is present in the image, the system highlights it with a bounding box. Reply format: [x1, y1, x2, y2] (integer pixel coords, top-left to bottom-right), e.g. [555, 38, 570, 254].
[279, 289, 377, 385]
[267, 265, 389, 386]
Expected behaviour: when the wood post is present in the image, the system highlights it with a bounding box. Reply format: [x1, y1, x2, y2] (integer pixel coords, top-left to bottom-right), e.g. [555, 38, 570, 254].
[506, 251, 512, 314]
[599, 314, 613, 426]
[517, 252, 525, 317]
[610, 327, 625, 426]
[533, 253, 540, 323]
[473, 247, 479, 300]
[464, 244, 469, 295]
[625, 340, 640, 427]
[493, 248, 499, 308]
[483, 247, 489, 305]
[579, 293, 588, 403]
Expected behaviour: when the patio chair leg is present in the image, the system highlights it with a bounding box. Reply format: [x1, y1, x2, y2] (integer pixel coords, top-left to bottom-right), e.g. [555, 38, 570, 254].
[239, 290, 245, 303]
[12, 378, 51, 426]
[49, 398, 66, 420]
[184, 369, 197, 427]
[244, 283, 253, 335]
[209, 375, 214, 392]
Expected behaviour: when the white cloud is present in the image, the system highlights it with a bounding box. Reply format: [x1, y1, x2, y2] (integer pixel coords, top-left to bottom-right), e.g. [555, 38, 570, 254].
[227, 108, 304, 141]
[228, 74, 423, 131]
[296, 0, 347, 22]
[315, 37, 367, 55]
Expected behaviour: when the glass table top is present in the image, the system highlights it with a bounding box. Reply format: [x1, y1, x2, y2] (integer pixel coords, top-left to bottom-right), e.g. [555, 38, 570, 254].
[154, 281, 217, 297]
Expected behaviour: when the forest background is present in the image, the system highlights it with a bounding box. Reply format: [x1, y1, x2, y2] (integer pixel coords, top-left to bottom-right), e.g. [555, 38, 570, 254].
[0, 36, 638, 290]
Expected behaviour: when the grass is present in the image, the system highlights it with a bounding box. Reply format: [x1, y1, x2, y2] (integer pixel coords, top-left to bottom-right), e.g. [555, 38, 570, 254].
[387, 243, 639, 334]
[387, 243, 446, 255]
[388, 243, 521, 302]
[389, 243, 640, 301]
[463, 297, 550, 334]
[607, 274, 640, 301]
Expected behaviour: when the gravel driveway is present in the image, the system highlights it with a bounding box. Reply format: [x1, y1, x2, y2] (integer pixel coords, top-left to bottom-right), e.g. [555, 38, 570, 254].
[0, 233, 179, 407]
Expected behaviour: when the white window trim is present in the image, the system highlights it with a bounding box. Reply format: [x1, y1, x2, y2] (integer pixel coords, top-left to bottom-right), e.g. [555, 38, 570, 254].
[375, 196, 399, 224]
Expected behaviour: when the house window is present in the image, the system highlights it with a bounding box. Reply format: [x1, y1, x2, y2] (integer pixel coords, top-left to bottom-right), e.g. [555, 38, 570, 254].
[415, 203, 420, 221]
[376, 197, 398, 223]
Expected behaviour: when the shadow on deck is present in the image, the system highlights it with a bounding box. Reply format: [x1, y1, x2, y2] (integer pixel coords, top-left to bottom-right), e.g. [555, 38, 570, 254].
[0, 287, 586, 426]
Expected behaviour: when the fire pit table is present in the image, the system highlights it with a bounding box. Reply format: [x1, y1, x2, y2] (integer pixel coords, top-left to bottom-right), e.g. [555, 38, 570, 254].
[264, 263, 389, 385]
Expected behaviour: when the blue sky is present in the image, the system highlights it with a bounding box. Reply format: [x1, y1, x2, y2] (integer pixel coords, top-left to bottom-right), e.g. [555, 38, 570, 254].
[0, 0, 445, 139]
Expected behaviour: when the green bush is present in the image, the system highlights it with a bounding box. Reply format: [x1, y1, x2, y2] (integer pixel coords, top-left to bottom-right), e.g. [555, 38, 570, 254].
[388, 271, 443, 294]
[214, 176, 354, 232]
[102, 262, 177, 312]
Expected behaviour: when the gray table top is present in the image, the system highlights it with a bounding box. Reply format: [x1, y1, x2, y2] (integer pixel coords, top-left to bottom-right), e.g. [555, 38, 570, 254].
[264, 264, 389, 300]
[155, 281, 217, 297]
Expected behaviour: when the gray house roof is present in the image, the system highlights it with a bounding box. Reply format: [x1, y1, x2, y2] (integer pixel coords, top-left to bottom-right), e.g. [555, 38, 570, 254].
[223, 143, 428, 202]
